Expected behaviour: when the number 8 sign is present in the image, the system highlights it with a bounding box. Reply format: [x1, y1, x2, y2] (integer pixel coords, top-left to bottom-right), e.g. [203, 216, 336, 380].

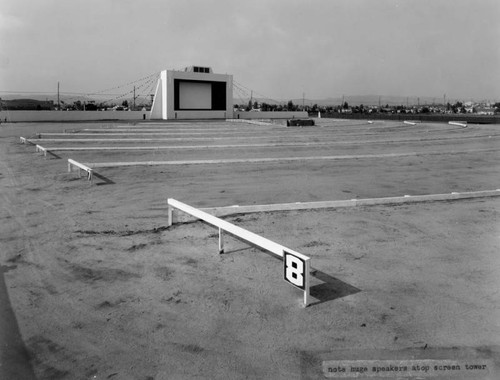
[283, 250, 307, 290]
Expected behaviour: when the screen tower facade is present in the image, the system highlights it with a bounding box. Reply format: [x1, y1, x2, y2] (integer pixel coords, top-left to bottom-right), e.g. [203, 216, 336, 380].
[150, 66, 233, 120]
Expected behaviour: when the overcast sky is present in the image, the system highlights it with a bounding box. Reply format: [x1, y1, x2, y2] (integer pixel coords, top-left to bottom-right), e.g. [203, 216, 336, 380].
[1, 0, 499, 102]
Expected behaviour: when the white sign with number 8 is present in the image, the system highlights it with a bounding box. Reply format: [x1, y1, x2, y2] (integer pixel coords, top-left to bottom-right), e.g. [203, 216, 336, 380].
[284, 251, 306, 290]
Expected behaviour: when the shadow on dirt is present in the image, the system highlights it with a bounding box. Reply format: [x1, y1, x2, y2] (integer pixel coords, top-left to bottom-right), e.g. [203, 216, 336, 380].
[180, 224, 362, 306]
[220, 246, 254, 254]
[0, 265, 37, 379]
[220, 234, 361, 305]
[310, 269, 361, 306]
[92, 172, 115, 185]
[44, 151, 62, 159]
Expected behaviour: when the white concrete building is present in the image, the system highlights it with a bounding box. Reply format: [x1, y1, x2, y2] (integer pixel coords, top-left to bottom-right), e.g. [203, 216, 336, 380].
[150, 66, 233, 120]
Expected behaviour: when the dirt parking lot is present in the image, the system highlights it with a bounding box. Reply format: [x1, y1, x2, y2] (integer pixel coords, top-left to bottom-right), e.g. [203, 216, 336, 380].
[1, 119, 499, 379]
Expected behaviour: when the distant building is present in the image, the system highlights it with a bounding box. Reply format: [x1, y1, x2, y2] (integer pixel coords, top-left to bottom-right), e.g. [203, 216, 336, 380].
[475, 107, 495, 115]
[150, 66, 233, 120]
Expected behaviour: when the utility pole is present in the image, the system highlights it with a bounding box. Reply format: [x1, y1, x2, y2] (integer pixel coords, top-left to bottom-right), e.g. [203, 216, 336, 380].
[57, 81, 60, 110]
[302, 92, 305, 111]
[133, 86, 136, 110]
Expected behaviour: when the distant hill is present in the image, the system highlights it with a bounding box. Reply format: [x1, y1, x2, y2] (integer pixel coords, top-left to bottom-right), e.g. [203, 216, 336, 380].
[0, 94, 152, 109]
[1, 93, 460, 109]
[2, 94, 56, 101]
[0, 98, 55, 110]
[327, 95, 445, 107]
[233, 95, 447, 107]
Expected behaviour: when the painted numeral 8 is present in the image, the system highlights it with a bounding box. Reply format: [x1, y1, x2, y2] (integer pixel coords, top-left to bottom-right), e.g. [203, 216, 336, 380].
[285, 253, 305, 289]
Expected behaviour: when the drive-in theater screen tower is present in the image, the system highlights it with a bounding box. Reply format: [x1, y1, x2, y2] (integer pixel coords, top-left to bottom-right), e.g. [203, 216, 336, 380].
[150, 66, 233, 120]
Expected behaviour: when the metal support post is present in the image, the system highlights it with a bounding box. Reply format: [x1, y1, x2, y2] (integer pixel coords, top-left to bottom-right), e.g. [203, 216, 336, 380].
[218, 228, 224, 254]
[167, 205, 173, 227]
[303, 259, 311, 307]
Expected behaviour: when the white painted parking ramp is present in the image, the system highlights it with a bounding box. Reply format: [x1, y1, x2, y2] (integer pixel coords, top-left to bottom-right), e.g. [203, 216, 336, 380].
[84, 148, 499, 168]
[196, 190, 500, 218]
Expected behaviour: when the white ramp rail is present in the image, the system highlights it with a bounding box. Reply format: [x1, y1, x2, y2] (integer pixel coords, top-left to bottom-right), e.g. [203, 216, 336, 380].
[68, 159, 93, 182]
[167, 198, 312, 307]
[449, 121, 467, 127]
[36, 144, 48, 157]
[20, 137, 35, 145]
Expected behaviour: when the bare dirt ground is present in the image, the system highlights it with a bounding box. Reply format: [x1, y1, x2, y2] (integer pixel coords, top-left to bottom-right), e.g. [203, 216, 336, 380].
[1, 119, 499, 379]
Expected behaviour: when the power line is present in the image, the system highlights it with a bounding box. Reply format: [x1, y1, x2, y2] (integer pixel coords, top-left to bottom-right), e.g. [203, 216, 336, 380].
[1, 72, 160, 98]
[0, 72, 162, 106]
[101, 73, 160, 106]
[233, 80, 282, 105]
[232, 85, 248, 106]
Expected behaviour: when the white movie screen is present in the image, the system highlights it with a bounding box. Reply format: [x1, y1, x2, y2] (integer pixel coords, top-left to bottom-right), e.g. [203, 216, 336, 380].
[178, 81, 212, 110]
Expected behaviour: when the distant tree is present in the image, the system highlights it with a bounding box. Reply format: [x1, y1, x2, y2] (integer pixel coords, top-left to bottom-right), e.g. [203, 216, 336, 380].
[85, 102, 98, 111]
[287, 100, 295, 111]
[122, 100, 129, 108]
[450, 101, 463, 113]
[342, 101, 349, 109]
